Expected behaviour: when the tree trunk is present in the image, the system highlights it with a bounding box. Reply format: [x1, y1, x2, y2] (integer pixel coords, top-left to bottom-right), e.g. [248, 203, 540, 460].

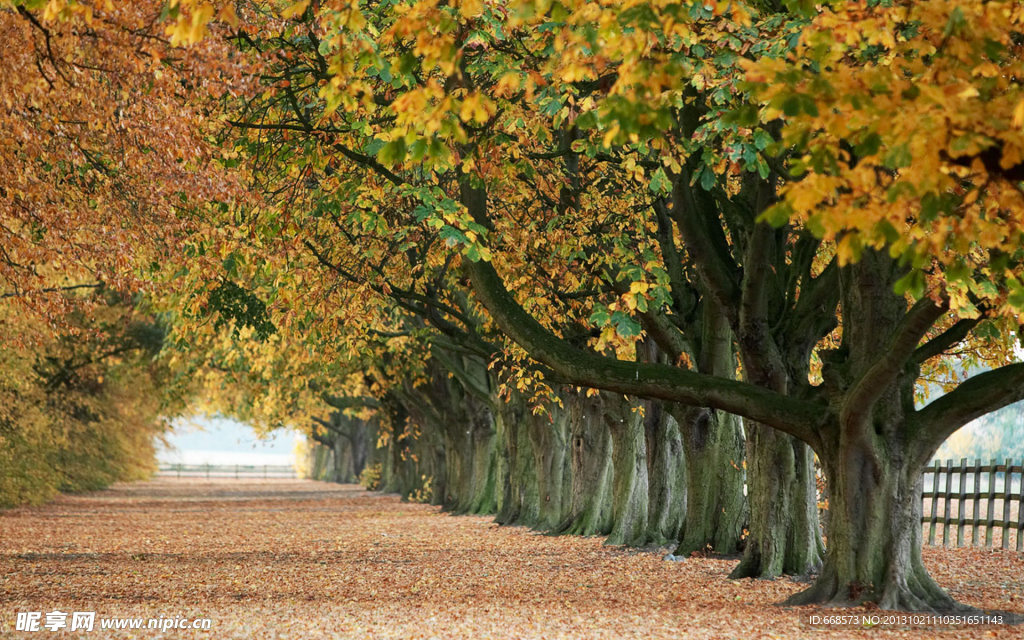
[672, 405, 747, 556]
[494, 398, 540, 526]
[527, 404, 570, 531]
[466, 408, 498, 515]
[558, 393, 614, 536]
[606, 400, 650, 546]
[644, 400, 686, 544]
[781, 250, 967, 610]
[786, 436, 962, 611]
[442, 426, 472, 511]
[731, 423, 823, 578]
[349, 419, 372, 480]
[307, 441, 335, 481]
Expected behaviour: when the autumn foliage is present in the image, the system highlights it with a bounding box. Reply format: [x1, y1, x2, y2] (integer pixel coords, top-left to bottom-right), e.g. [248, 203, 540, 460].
[2, 0, 1024, 619]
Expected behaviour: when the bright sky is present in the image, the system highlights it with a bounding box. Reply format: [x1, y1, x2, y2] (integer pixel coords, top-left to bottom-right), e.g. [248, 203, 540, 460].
[157, 415, 299, 466]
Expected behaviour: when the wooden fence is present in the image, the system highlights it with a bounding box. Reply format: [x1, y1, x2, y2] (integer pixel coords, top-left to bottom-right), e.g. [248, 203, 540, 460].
[921, 458, 1023, 550]
[157, 464, 298, 479]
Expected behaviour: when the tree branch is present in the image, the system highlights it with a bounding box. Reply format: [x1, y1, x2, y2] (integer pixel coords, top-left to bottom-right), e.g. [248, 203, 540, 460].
[667, 170, 741, 325]
[842, 296, 948, 426]
[912, 363, 1024, 464]
[459, 182, 824, 444]
[912, 316, 983, 364]
[0, 282, 103, 300]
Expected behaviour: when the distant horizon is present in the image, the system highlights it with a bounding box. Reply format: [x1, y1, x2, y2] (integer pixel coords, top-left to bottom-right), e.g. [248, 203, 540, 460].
[157, 415, 299, 467]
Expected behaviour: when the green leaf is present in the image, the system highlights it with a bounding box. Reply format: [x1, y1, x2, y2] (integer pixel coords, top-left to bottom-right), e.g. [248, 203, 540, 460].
[782, 95, 802, 117]
[947, 260, 970, 283]
[699, 167, 716, 191]
[758, 201, 794, 227]
[611, 311, 642, 338]
[753, 130, 773, 151]
[944, 6, 967, 37]
[377, 139, 407, 166]
[882, 144, 911, 169]
[855, 132, 882, 158]
[589, 304, 610, 326]
[649, 167, 671, 194]
[893, 269, 926, 299]
[799, 94, 819, 117]
[575, 111, 598, 130]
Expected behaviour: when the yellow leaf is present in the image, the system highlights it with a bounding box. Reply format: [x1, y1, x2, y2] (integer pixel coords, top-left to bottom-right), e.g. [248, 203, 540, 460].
[957, 86, 979, 99]
[1013, 99, 1024, 129]
[218, 4, 239, 28]
[629, 281, 648, 295]
[460, 0, 483, 18]
[281, 1, 310, 19]
[602, 123, 620, 148]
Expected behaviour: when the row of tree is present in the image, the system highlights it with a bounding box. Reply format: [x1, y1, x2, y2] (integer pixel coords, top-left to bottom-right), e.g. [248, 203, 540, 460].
[3, 0, 1024, 615]
[0, 290, 174, 507]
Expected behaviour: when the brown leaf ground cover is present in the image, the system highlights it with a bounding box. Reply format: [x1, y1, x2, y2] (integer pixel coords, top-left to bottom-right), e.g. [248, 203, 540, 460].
[1, 478, 1021, 639]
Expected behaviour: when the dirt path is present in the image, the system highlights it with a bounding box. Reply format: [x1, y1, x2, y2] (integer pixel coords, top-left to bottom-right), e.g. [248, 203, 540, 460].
[1, 479, 1021, 638]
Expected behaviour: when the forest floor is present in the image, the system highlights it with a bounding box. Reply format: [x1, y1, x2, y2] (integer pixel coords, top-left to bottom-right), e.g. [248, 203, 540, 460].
[1, 478, 1021, 639]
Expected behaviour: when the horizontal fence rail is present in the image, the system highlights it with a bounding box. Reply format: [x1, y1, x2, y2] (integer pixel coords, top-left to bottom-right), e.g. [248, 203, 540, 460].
[921, 458, 1023, 550]
[157, 464, 298, 479]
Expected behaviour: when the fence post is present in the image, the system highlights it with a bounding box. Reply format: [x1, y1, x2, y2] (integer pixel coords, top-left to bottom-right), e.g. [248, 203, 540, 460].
[942, 459, 954, 547]
[1002, 458, 1013, 549]
[927, 459, 940, 546]
[957, 457, 967, 546]
[972, 458, 982, 546]
[985, 458, 997, 548]
[1016, 463, 1023, 552]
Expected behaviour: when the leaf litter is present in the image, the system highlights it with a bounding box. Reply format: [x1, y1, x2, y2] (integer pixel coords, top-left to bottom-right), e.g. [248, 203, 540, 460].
[0, 479, 1020, 639]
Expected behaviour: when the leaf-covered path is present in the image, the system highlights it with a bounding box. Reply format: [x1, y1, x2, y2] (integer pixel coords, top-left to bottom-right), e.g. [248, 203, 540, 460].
[1, 479, 1021, 639]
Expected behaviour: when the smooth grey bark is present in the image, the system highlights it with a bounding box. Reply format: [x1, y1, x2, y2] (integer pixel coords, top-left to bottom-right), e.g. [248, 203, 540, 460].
[605, 398, 651, 546]
[527, 402, 571, 531]
[558, 393, 614, 536]
[643, 400, 687, 544]
[732, 422, 823, 578]
[494, 396, 541, 526]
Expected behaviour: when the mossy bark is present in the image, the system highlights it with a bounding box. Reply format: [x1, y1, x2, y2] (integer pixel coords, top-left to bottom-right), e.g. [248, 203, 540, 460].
[605, 399, 650, 546]
[527, 403, 570, 531]
[494, 397, 540, 526]
[788, 435, 958, 611]
[789, 252, 967, 610]
[465, 408, 497, 515]
[731, 423, 823, 578]
[558, 393, 614, 536]
[643, 400, 686, 544]
[672, 405, 747, 556]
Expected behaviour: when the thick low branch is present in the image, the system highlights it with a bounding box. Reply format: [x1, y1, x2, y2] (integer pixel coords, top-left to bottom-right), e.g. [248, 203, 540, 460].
[461, 244, 823, 445]
[912, 363, 1024, 464]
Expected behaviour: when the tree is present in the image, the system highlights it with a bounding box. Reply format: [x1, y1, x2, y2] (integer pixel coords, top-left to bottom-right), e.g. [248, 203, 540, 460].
[0, 287, 177, 506]
[285, 0, 1024, 610]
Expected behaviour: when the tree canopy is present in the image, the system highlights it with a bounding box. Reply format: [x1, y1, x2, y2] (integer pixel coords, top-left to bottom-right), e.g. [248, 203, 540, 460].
[2, 0, 1024, 615]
